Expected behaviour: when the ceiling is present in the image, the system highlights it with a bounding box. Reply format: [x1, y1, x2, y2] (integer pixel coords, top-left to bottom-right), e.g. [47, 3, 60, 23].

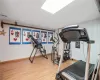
[0, 0, 100, 30]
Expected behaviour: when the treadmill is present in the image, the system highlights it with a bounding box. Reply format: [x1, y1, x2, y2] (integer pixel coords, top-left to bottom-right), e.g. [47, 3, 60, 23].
[56, 25, 95, 80]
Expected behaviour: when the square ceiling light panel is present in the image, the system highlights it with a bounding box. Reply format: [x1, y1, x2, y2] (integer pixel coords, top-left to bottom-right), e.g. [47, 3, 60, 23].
[41, 0, 75, 14]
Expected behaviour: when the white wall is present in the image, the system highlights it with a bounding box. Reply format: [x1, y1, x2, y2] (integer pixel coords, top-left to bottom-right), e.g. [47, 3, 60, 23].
[71, 18, 100, 64]
[0, 24, 53, 62]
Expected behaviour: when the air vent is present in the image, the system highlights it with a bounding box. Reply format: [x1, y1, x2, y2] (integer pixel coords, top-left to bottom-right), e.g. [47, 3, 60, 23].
[96, 0, 100, 12]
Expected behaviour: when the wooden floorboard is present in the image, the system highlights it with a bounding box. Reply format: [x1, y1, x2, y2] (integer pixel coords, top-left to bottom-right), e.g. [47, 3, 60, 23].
[0, 55, 76, 80]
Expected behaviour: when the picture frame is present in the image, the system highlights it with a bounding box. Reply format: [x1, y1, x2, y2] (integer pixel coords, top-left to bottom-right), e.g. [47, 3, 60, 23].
[22, 29, 31, 44]
[48, 32, 53, 44]
[41, 31, 47, 44]
[9, 27, 21, 45]
[32, 30, 40, 39]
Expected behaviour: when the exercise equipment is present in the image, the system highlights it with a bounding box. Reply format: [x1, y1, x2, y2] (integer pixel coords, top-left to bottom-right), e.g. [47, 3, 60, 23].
[51, 33, 71, 65]
[56, 26, 95, 80]
[51, 33, 59, 64]
[63, 42, 71, 61]
[28, 35, 48, 63]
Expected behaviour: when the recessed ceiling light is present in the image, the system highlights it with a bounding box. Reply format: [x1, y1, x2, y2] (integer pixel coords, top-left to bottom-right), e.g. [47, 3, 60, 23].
[41, 0, 75, 14]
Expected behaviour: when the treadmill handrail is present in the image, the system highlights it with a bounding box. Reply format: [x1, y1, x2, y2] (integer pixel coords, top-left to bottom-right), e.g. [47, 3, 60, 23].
[63, 25, 79, 30]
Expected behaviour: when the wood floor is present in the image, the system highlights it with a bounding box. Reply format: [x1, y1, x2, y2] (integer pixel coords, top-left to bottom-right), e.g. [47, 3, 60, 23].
[0, 55, 76, 80]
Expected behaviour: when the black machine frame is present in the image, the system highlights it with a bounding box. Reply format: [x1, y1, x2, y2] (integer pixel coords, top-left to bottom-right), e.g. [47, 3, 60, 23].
[63, 42, 71, 61]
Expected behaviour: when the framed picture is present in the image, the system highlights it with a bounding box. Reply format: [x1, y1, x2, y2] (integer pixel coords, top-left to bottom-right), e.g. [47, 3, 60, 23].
[32, 30, 40, 39]
[48, 32, 53, 44]
[22, 29, 31, 44]
[41, 31, 47, 44]
[9, 27, 21, 44]
[75, 41, 80, 48]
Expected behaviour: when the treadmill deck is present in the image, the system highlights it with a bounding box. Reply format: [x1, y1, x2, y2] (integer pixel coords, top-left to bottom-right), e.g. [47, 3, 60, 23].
[60, 60, 94, 80]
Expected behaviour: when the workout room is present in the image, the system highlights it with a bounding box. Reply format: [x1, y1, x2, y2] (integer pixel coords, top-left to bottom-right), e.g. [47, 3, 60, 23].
[0, 0, 100, 80]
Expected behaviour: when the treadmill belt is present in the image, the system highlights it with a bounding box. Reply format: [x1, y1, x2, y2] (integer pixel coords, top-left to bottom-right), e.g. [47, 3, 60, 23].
[60, 60, 94, 80]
